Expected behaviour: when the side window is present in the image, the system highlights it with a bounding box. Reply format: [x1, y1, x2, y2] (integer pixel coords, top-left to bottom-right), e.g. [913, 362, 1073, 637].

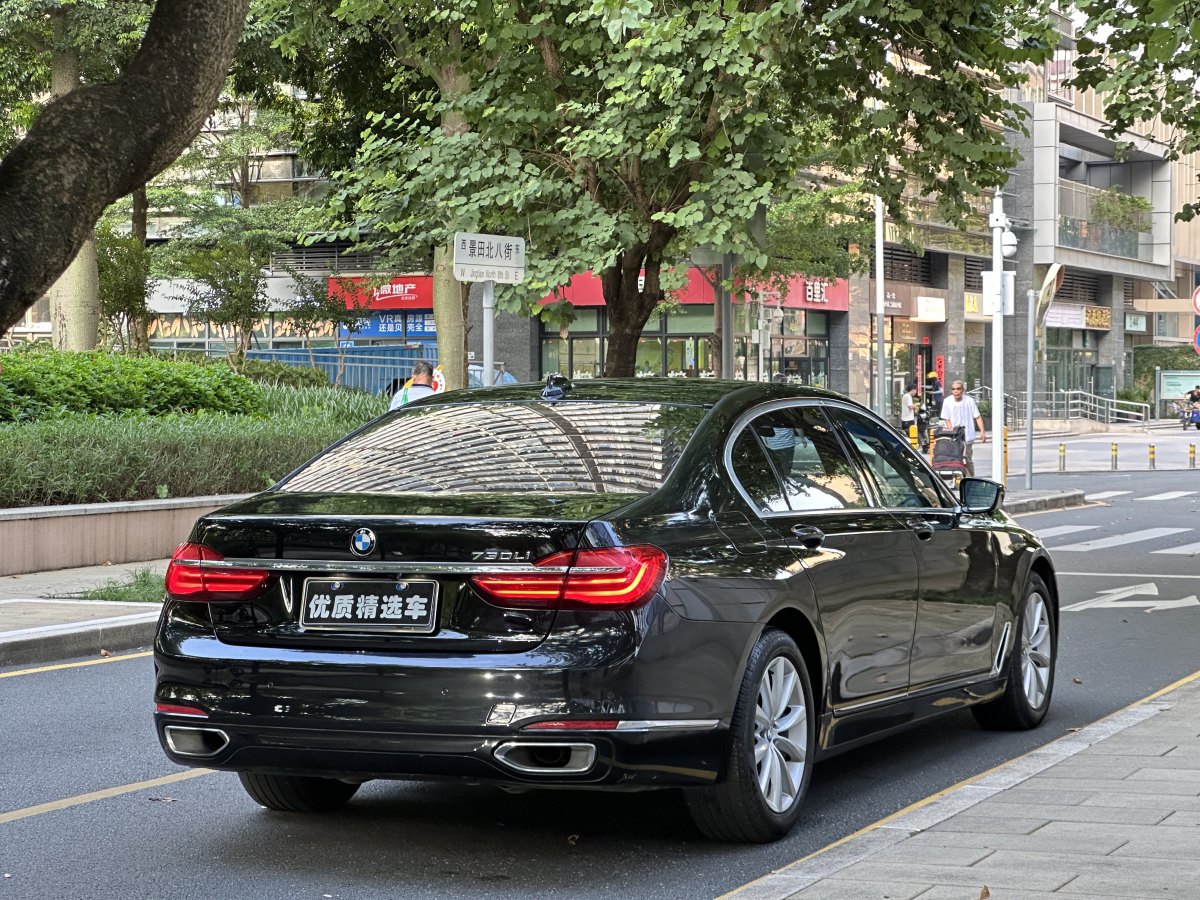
[730, 405, 869, 513]
[833, 409, 945, 508]
[730, 428, 789, 513]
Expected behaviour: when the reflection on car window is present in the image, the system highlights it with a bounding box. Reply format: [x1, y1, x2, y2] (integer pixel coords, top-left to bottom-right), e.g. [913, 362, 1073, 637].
[730, 428, 789, 513]
[279, 401, 707, 495]
[731, 405, 868, 513]
[833, 409, 943, 508]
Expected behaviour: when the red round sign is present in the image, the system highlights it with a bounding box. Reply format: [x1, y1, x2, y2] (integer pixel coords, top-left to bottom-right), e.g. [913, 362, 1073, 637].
[1193, 284, 1200, 317]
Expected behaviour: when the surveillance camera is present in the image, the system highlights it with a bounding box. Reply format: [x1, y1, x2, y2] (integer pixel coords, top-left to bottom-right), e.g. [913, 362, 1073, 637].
[1001, 230, 1018, 259]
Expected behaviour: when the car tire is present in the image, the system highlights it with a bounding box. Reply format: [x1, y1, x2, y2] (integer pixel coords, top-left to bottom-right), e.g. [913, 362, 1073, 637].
[238, 773, 361, 812]
[972, 573, 1056, 731]
[685, 627, 815, 843]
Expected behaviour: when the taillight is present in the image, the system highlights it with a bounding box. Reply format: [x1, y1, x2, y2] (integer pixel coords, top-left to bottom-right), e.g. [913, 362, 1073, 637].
[470, 545, 667, 610]
[165, 542, 273, 602]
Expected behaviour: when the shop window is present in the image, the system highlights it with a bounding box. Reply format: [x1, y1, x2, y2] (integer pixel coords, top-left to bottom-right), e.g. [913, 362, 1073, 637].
[572, 337, 602, 379]
[636, 338, 663, 376]
[540, 338, 566, 376]
[665, 308, 712, 333]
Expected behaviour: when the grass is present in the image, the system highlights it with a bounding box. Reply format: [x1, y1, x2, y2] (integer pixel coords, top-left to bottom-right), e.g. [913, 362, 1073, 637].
[71, 566, 166, 603]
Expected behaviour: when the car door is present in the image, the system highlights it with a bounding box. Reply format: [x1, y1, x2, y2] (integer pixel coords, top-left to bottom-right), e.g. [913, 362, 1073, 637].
[829, 405, 1003, 687]
[726, 402, 919, 710]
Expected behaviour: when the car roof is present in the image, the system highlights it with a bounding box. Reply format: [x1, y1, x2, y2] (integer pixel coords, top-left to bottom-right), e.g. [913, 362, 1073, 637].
[415, 378, 847, 407]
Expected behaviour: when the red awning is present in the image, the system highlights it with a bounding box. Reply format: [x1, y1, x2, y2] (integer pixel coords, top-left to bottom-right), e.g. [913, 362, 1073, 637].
[539, 268, 848, 312]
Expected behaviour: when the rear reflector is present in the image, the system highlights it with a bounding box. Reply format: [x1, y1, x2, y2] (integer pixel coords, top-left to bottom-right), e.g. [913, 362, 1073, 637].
[165, 542, 273, 603]
[155, 702, 209, 718]
[523, 719, 619, 731]
[470, 545, 667, 611]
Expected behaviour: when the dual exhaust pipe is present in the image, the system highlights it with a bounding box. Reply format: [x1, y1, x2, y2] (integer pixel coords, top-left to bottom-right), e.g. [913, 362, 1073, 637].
[165, 727, 597, 776]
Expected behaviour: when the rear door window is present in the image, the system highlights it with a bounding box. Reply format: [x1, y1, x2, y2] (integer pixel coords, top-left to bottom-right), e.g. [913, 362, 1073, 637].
[830, 408, 947, 508]
[729, 404, 869, 514]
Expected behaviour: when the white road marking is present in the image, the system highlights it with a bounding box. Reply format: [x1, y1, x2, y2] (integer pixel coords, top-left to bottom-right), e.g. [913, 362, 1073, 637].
[1152, 541, 1200, 555]
[1034, 525, 1100, 539]
[1053, 527, 1191, 552]
[1136, 491, 1197, 501]
[1084, 491, 1132, 500]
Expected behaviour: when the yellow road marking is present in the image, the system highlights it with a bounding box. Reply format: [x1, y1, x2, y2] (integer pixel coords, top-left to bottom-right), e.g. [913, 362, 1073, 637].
[0, 650, 152, 679]
[0, 769, 214, 825]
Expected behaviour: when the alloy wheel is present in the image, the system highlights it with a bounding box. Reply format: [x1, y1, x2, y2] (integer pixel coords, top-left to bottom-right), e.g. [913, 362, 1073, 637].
[754, 656, 808, 813]
[1021, 591, 1052, 710]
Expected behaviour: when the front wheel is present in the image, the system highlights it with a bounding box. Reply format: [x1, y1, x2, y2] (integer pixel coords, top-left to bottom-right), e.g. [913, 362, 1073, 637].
[238, 773, 361, 812]
[972, 573, 1056, 730]
[686, 628, 815, 842]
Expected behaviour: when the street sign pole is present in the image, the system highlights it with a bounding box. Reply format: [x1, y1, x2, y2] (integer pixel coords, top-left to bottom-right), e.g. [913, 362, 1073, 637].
[482, 280, 495, 387]
[452, 232, 526, 388]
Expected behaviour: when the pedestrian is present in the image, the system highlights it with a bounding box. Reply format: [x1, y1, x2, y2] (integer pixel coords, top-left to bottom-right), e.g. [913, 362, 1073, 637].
[900, 382, 918, 435]
[939, 380, 986, 477]
[1187, 385, 1200, 405]
[926, 371, 944, 411]
[389, 359, 436, 410]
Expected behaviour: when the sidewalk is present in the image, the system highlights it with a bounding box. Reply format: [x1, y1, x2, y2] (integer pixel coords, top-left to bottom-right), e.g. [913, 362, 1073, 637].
[729, 672, 1200, 899]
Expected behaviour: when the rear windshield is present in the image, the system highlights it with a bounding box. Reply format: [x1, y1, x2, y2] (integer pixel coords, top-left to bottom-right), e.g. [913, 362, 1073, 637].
[278, 400, 709, 495]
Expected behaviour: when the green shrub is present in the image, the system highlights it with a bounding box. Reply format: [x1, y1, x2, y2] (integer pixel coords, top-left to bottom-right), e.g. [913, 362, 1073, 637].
[0, 348, 262, 422]
[0, 383, 387, 507]
[239, 358, 331, 388]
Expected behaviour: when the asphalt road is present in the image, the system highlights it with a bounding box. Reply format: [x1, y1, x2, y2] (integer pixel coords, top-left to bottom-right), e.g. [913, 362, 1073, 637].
[3, 471, 1200, 899]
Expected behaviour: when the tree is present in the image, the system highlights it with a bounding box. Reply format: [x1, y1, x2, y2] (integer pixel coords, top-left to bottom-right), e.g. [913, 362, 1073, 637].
[0, 0, 251, 338]
[1072, 1, 1200, 218]
[264, 0, 502, 390]
[286, 269, 372, 383]
[95, 221, 152, 353]
[324, 0, 1055, 376]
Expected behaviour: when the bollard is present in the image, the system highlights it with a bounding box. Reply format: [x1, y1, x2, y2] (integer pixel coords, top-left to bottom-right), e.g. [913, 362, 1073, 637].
[908, 423, 918, 449]
[1111, 442, 1119, 471]
[1191, 444, 1196, 470]
[1149, 443, 1156, 470]
[1058, 443, 1066, 472]
[1002, 426, 1008, 485]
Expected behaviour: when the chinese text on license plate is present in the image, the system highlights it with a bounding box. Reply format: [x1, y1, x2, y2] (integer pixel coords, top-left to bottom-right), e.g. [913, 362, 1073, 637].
[300, 579, 438, 633]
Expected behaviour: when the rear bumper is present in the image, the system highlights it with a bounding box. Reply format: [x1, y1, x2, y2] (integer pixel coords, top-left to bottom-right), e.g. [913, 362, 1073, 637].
[153, 717, 727, 788]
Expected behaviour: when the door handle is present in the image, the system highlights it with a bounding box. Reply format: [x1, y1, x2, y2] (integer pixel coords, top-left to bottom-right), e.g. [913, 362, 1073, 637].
[790, 524, 825, 549]
[906, 518, 934, 541]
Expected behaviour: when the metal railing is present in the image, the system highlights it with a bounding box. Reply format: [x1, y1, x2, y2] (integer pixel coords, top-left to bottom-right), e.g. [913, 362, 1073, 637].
[969, 386, 1149, 429]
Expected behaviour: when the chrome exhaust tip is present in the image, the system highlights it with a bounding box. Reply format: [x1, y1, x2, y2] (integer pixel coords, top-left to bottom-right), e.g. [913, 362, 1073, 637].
[164, 725, 230, 758]
[493, 741, 596, 775]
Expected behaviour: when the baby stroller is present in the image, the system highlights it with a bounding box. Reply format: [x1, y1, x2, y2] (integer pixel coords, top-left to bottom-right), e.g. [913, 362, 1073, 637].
[930, 424, 968, 487]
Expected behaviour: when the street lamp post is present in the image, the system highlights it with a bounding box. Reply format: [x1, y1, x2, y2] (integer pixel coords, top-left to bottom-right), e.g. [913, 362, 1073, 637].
[989, 191, 1017, 483]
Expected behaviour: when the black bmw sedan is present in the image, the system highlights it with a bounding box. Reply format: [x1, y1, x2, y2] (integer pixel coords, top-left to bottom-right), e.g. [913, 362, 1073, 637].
[153, 378, 1057, 843]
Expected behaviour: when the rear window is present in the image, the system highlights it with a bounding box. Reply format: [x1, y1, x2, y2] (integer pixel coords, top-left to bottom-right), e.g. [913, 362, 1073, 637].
[278, 400, 708, 495]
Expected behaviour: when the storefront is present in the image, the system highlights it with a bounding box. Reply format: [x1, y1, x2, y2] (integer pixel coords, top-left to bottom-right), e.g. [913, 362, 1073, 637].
[867, 281, 947, 415]
[539, 269, 848, 381]
[1043, 302, 1112, 394]
[963, 291, 990, 390]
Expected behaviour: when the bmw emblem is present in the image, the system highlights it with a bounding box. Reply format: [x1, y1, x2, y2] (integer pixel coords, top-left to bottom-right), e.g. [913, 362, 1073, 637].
[351, 528, 377, 557]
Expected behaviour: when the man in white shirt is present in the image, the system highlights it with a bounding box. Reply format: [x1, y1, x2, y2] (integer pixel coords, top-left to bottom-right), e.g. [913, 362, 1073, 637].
[389, 360, 437, 410]
[900, 382, 917, 435]
[939, 380, 986, 476]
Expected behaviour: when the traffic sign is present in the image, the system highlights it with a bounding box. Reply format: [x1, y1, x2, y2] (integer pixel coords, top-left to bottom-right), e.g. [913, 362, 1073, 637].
[452, 232, 526, 284]
[1192, 284, 1200, 316]
[1193, 323, 1200, 355]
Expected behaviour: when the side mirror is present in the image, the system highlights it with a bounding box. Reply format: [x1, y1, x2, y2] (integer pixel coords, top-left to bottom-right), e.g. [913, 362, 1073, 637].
[959, 477, 1003, 514]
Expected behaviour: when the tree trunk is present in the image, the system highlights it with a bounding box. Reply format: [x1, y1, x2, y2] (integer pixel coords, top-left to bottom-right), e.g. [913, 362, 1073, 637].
[45, 19, 100, 350]
[0, 0, 250, 334]
[128, 186, 151, 354]
[601, 247, 663, 377]
[432, 242, 465, 390]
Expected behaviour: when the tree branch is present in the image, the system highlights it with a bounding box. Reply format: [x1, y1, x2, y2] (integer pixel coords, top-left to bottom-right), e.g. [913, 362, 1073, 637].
[0, 0, 250, 334]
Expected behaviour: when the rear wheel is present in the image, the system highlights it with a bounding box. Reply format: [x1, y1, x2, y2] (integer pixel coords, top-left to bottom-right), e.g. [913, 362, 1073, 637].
[238, 773, 360, 812]
[686, 628, 815, 843]
[973, 573, 1055, 730]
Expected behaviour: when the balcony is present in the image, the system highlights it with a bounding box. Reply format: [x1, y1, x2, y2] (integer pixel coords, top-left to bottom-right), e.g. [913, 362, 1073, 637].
[1057, 180, 1153, 262]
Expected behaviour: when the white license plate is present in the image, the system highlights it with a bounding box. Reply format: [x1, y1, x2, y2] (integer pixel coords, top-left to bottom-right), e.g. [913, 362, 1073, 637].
[299, 578, 438, 633]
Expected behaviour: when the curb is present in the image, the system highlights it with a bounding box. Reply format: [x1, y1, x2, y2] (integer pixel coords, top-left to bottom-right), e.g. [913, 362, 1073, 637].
[1003, 489, 1086, 515]
[0, 614, 158, 667]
